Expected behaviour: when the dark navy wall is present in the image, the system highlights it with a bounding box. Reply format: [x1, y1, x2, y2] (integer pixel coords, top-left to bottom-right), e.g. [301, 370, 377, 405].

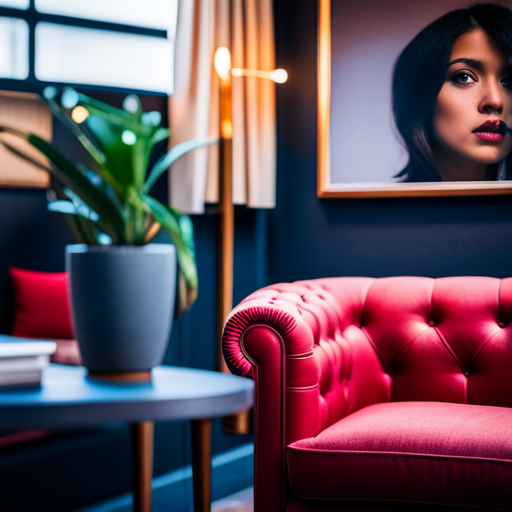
[4, 1, 511, 509]
[269, 0, 512, 284]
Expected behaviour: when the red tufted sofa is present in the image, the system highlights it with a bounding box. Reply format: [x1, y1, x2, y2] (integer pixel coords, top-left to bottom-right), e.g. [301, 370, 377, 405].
[222, 277, 512, 511]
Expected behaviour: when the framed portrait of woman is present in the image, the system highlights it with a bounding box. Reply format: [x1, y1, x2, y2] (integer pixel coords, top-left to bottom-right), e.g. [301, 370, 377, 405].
[318, 0, 512, 198]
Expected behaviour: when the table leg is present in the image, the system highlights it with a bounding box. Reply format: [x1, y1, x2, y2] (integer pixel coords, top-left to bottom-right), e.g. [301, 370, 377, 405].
[191, 418, 212, 512]
[131, 421, 154, 512]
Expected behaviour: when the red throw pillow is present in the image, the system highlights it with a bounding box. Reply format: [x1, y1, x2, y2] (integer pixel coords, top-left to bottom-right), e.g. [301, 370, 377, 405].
[9, 267, 74, 340]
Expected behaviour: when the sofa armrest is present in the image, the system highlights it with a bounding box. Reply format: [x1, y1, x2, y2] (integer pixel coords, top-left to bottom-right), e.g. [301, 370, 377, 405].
[222, 278, 390, 512]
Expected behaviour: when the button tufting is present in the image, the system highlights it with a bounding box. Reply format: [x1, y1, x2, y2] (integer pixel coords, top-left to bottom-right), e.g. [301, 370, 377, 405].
[498, 322, 506, 328]
[428, 320, 436, 327]
[464, 372, 471, 378]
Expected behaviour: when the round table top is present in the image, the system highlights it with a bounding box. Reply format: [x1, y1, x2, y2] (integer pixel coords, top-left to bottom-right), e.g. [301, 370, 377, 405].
[0, 364, 254, 428]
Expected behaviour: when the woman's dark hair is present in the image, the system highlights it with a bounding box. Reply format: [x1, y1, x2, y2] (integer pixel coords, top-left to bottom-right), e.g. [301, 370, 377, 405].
[392, 3, 512, 182]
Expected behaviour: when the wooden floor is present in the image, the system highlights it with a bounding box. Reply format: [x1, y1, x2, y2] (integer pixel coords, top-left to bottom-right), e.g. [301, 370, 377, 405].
[211, 487, 253, 512]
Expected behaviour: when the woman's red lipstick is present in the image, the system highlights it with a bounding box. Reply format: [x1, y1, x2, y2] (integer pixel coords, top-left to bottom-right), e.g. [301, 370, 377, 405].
[473, 120, 510, 142]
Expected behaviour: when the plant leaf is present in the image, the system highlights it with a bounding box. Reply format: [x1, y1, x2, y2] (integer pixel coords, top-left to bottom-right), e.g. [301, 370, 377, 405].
[27, 133, 127, 239]
[48, 201, 99, 245]
[0, 137, 54, 173]
[64, 214, 96, 245]
[48, 200, 113, 245]
[28, 133, 127, 236]
[150, 127, 170, 147]
[140, 194, 198, 314]
[73, 91, 156, 191]
[85, 115, 134, 189]
[62, 188, 100, 221]
[0, 126, 126, 241]
[143, 138, 219, 194]
[132, 130, 150, 190]
[48, 200, 79, 215]
[0, 139, 106, 243]
[73, 89, 134, 126]
[40, 93, 107, 165]
[168, 205, 195, 248]
[41, 92, 129, 198]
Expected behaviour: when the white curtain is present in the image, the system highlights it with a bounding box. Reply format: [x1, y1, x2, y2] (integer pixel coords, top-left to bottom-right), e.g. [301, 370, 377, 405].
[169, 0, 277, 214]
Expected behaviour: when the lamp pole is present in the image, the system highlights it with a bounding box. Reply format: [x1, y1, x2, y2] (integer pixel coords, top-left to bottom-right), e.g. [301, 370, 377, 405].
[214, 47, 287, 433]
[214, 47, 234, 375]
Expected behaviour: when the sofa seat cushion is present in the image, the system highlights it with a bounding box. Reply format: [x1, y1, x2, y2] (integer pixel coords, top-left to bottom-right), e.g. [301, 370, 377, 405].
[287, 401, 512, 510]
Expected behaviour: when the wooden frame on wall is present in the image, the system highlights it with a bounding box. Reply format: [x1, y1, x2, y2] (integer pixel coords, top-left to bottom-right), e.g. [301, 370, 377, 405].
[0, 91, 51, 189]
[317, 0, 512, 198]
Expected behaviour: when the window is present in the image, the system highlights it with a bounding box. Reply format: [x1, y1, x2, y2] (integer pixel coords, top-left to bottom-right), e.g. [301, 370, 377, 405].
[0, 17, 29, 79]
[0, 0, 29, 9]
[35, 23, 173, 92]
[0, 0, 177, 94]
[34, 0, 175, 30]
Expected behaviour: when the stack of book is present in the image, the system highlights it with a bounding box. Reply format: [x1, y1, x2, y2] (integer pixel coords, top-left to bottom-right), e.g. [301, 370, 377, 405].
[0, 336, 56, 389]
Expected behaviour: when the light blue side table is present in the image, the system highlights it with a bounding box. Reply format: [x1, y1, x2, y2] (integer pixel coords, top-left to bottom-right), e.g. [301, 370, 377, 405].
[0, 364, 254, 512]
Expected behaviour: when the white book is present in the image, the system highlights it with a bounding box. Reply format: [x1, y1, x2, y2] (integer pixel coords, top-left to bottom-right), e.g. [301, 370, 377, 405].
[0, 354, 50, 374]
[0, 370, 42, 388]
[0, 336, 56, 359]
[0, 337, 56, 389]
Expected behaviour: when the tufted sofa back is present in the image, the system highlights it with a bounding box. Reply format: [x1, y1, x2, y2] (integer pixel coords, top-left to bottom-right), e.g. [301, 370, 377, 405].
[320, 276, 512, 408]
[224, 276, 512, 437]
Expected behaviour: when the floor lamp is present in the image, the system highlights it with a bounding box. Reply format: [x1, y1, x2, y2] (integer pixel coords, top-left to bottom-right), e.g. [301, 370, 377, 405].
[214, 47, 287, 434]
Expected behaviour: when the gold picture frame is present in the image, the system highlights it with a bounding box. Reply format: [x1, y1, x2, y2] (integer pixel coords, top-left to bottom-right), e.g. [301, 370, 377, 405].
[317, 0, 512, 198]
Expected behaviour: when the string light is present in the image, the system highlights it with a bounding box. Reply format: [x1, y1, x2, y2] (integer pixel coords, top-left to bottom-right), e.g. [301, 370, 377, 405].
[71, 106, 90, 124]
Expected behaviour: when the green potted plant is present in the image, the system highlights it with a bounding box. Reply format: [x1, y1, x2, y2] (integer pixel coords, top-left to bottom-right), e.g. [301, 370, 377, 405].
[0, 87, 215, 375]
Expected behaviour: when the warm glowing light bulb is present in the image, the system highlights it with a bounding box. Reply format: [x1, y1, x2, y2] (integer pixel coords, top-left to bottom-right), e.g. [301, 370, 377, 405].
[214, 47, 232, 80]
[71, 106, 89, 124]
[270, 69, 288, 83]
[221, 119, 233, 139]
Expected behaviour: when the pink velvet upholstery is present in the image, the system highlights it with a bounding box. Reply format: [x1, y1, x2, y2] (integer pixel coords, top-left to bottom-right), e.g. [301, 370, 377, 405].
[222, 277, 512, 511]
[288, 402, 512, 509]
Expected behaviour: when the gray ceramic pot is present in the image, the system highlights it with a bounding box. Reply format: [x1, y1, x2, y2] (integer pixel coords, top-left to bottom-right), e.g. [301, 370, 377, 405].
[66, 244, 176, 373]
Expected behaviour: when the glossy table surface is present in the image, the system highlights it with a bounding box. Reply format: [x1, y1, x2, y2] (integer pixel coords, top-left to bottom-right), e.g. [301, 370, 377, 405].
[0, 364, 254, 428]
